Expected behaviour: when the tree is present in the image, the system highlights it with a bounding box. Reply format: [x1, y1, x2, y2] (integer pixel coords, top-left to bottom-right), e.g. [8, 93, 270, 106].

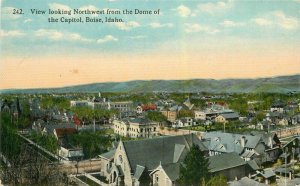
[178, 144, 210, 186]
[146, 111, 166, 122]
[206, 174, 228, 186]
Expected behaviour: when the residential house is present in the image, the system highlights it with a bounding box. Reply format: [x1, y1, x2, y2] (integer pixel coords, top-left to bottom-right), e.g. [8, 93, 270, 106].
[215, 112, 240, 123]
[161, 98, 194, 122]
[58, 141, 84, 161]
[42, 124, 77, 139]
[171, 117, 195, 128]
[229, 177, 267, 186]
[282, 136, 300, 162]
[70, 100, 89, 107]
[209, 152, 248, 181]
[202, 132, 281, 165]
[161, 108, 177, 122]
[256, 168, 276, 185]
[270, 101, 286, 113]
[194, 108, 234, 121]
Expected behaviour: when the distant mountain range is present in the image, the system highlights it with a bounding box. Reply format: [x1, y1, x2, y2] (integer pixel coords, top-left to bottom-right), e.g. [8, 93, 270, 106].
[1, 74, 300, 94]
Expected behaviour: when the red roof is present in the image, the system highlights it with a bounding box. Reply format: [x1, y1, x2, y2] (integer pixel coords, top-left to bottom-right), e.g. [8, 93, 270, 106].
[73, 114, 82, 126]
[142, 104, 157, 111]
[55, 128, 76, 137]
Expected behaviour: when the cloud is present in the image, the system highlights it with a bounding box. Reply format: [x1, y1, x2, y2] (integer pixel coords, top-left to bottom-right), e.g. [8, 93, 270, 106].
[197, 0, 233, 14]
[97, 35, 118, 44]
[273, 11, 298, 29]
[1, 7, 22, 19]
[184, 23, 219, 34]
[177, 5, 191, 17]
[253, 18, 273, 26]
[24, 19, 32, 23]
[113, 21, 140, 31]
[0, 30, 25, 37]
[149, 22, 173, 29]
[220, 20, 245, 27]
[35, 29, 91, 42]
[48, 3, 71, 11]
[253, 11, 298, 30]
[129, 35, 147, 39]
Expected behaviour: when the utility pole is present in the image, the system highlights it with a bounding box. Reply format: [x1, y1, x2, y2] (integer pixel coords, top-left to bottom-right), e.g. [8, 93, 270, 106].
[285, 148, 287, 186]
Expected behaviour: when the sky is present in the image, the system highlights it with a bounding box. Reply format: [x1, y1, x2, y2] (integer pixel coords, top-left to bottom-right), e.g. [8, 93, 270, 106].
[1, 0, 300, 89]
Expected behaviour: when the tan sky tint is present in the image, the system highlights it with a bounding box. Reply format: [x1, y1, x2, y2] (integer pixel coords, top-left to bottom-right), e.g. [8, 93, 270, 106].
[1, 49, 299, 89]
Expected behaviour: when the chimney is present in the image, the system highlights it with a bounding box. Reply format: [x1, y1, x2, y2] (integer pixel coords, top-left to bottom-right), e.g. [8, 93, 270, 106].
[241, 136, 246, 148]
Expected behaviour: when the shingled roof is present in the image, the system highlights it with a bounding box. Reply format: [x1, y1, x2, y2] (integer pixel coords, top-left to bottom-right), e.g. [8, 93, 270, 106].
[209, 152, 246, 172]
[121, 134, 207, 172]
[203, 132, 270, 154]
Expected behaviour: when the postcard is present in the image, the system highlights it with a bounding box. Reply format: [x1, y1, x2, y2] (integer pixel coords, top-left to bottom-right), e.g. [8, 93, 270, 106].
[1, 0, 300, 186]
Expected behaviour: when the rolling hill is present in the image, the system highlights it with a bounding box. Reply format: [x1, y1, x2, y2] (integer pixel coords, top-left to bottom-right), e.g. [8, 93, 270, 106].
[1, 74, 299, 94]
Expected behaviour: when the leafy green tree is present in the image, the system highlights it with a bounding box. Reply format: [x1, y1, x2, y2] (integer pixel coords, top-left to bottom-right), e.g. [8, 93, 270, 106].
[178, 110, 194, 118]
[207, 174, 228, 186]
[178, 144, 210, 186]
[146, 111, 167, 122]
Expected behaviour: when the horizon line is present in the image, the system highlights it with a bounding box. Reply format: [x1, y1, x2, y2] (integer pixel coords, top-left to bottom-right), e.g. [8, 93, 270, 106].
[1, 73, 299, 91]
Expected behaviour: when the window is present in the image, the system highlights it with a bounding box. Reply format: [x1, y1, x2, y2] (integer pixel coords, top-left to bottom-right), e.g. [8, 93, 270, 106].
[155, 174, 159, 183]
[119, 155, 123, 163]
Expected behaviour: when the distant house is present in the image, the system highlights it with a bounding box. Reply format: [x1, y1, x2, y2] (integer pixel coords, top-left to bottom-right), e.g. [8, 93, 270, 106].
[270, 101, 286, 113]
[42, 124, 77, 140]
[161, 98, 194, 122]
[32, 119, 46, 132]
[70, 100, 89, 107]
[256, 168, 276, 185]
[136, 105, 143, 114]
[58, 142, 84, 161]
[229, 177, 267, 186]
[194, 109, 235, 121]
[215, 112, 240, 123]
[291, 114, 300, 125]
[161, 109, 177, 122]
[172, 117, 195, 128]
[141, 104, 157, 111]
[42, 123, 83, 160]
[282, 136, 300, 162]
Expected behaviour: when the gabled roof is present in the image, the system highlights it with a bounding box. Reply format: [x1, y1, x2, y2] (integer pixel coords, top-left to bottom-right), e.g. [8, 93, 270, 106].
[209, 152, 246, 172]
[229, 177, 267, 186]
[203, 132, 266, 153]
[161, 163, 181, 181]
[55, 128, 76, 137]
[247, 160, 260, 171]
[133, 165, 145, 180]
[122, 134, 207, 172]
[258, 168, 275, 178]
[219, 112, 239, 119]
[99, 149, 116, 160]
[44, 124, 76, 134]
